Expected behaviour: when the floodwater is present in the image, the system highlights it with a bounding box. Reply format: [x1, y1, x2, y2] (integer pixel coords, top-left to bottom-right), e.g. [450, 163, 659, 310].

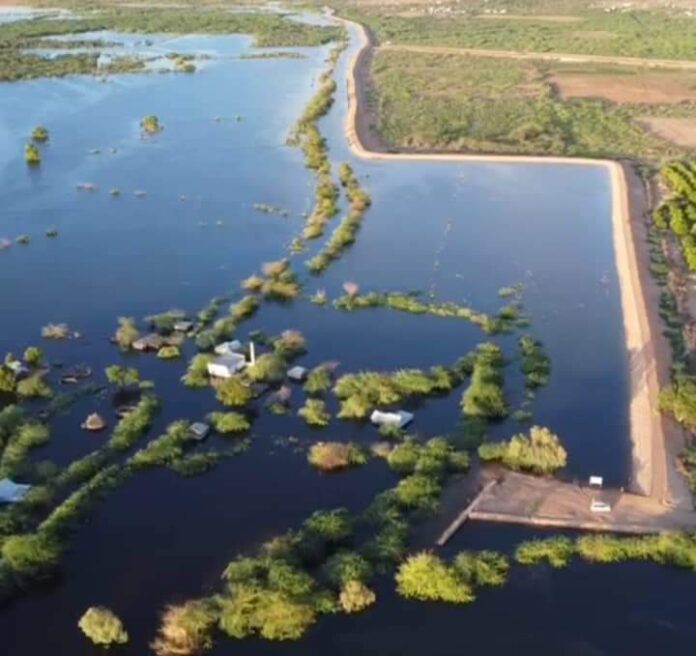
[1, 17, 692, 656]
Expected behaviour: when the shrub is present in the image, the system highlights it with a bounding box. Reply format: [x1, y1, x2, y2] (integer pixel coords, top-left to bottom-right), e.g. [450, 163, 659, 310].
[158, 345, 181, 359]
[273, 330, 306, 358]
[107, 394, 160, 451]
[146, 309, 185, 334]
[23, 346, 43, 367]
[152, 600, 218, 656]
[141, 114, 161, 133]
[304, 365, 332, 394]
[16, 373, 52, 399]
[321, 551, 372, 588]
[208, 411, 250, 434]
[478, 425, 566, 475]
[216, 376, 253, 407]
[303, 508, 352, 543]
[660, 378, 696, 432]
[246, 353, 285, 383]
[515, 536, 575, 568]
[218, 585, 316, 641]
[41, 323, 72, 339]
[0, 366, 17, 393]
[1, 532, 61, 579]
[105, 365, 140, 389]
[182, 354, 212, 388]
[453, 551, 508, 587]
[31, 125, 49, 142]
[461, 343, 507, 418]
[78, 607, 128, 646]
[393, 474, 441, 511]
[519, 335, 551, 388]
[396, 552, 474, 603]
[242, 274, 264, 292]
[307, 442, 366, 471]
[114, 316, 139, 350]
[339, 580, 376, 613]
[299, 399, 331, 427]
[25, 143, 40, 165]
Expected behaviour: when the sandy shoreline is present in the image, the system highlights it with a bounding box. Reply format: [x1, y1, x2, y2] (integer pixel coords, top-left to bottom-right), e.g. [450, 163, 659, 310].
[337, 16, 691, 508]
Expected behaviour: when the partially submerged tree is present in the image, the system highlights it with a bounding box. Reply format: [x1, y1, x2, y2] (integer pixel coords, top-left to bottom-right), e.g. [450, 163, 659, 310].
[78, 606, 128, 646]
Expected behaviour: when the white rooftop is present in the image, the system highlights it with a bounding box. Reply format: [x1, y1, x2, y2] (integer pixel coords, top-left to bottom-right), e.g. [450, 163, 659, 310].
[370, 410, 414, 429]
[0, 479, 31, 504]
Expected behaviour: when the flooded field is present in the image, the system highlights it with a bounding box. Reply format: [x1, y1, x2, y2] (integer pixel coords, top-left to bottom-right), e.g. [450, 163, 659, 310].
[2, 17, 693, 656]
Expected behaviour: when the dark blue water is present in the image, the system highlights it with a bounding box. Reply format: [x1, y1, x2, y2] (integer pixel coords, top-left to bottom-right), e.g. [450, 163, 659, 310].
[0, 21, 688, 656]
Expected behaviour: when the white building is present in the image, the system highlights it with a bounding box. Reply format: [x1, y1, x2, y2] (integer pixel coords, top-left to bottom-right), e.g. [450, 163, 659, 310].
[370, 410, 414, 429]
[207, 354, 246, 378]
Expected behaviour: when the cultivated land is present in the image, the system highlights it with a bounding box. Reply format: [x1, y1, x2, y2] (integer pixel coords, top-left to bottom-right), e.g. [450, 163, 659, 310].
[337, 13, 696, 528]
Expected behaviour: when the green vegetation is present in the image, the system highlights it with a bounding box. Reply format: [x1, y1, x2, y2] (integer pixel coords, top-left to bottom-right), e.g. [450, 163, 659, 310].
[24, 143, 40, 165]
[461, 343, 508, 419]
[45, 228, 58, 238]
[479, 425, 567, 474]
[385, 437, 469, 476]
[516, 533, 696, 571]
[246, 353, 286, 384]
[334, 290, 516, 334]
[519, 335, 550, 388]
[338, 579, 376, 612]
[157, 345, 181, 359]
[453, 550, 509, 587]
[334, 366, 458, 420]
[31, 126, 49, 142]
[146, 308, 185, 333]
[105, 365, 140, 390]
[653, 160, 696, 272]
[1, 421, 50, 479]
[107, 395, 160, 451]
[307, 441, 366, 471]
[1, 533, 61, 579]
[152, 600, 218, 656]
[299, 399, 331, 427]
[129, 421, 191, 469]
[78, 607, 128, 646]
[114, 316, 140, 350]
[515, 536, 576, 568]
[141, 114, 161, 134]
[304, 365, 333, 395]
[207, 411, 251, 435]
[15, 234, 31, 245]
[307, 163, 372, 273]
[23, 346, 43, 367]
[289, 42, 346, 240]
[249, 261, 302, 301]
[396, 552, 473, 603]
[16, 373, 52, 399]
[368, 49, 690, 160]
[182, 354, 212, 388]
[41, 323, 74, 339]
[216, 376, 254, 407]
[360, 9, 695, 60]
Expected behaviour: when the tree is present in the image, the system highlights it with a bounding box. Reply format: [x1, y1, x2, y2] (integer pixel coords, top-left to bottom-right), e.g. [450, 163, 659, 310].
[395, 552, 474, 603]
[1, 533, 60, 579]
[141, 114, 161, 134]
[31, 125, 49, 142]
[105, 365, 140, 389]
[216, 376, 253, 407]
[24, 143, 40, 165]
[78, 607, 128, 646]
[339, 580, 376, 613]
[23, 346, 43, 367]
[114, 317, 139, 350]
[660, 378, 696, 432]
[478, 425, 566, 474]
[0, 366, 17, 393]
[152, 600, 217, 656]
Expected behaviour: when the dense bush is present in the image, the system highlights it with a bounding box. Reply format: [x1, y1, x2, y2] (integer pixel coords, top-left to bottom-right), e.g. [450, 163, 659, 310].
[308, 442, 366, 471]
[396, 552, 474, 603]
[299, 399, 331, 427]
[478, 425, 566, 474]
[1, 532, 61, 579]
[216, 377, 254, 407]
[152, 600, 218, 656]
[461, 343, 508, 418]
[78, 607, 128, 646]
[515, 536, 575, 568]
[208, 411, 250, 434]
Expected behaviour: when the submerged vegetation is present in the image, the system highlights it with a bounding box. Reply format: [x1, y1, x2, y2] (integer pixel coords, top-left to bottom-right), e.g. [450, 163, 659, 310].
[307, 163, 372, 273]
[334, 290, 520, 334]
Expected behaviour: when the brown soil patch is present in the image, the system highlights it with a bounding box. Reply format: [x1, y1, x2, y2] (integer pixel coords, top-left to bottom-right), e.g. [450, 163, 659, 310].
[477, 14, 584, 23]
[642, 117, 696, 147]
[552, 72, 696, 104]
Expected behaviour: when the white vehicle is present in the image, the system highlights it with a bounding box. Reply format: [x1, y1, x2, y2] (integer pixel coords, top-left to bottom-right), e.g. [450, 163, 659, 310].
[590, 500, 612, 513]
